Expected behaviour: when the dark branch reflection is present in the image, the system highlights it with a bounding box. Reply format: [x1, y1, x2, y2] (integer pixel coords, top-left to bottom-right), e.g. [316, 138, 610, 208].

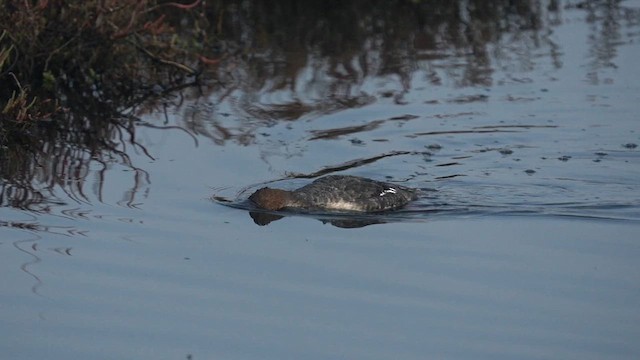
[0, 108, 153, 210]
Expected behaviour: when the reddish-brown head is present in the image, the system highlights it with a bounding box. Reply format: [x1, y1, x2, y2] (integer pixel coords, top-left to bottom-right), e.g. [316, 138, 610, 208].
[249, 187, 291, 210]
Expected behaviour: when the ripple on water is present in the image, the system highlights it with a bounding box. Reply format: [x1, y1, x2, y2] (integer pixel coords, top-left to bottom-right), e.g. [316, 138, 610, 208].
[212, 171, 640, 228]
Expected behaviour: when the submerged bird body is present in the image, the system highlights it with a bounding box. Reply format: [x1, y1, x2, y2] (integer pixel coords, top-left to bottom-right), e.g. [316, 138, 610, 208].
[249, 175, 417, 212]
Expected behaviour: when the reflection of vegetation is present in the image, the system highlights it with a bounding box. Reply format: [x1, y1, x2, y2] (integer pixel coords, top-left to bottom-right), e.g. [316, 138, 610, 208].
[183, 0, 636, 146]
[579, 1, 640, 84]
[0, 0, 634, 210]
[0, 0, 210, 209]
[183, 0, 563, 145]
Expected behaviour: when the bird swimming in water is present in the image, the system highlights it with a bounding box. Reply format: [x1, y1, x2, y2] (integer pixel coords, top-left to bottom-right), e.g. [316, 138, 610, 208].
[249, 175, 418, 212]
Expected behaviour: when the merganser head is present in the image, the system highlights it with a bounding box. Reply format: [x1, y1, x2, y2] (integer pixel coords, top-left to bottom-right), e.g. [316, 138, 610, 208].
[249, 187, 291, 211]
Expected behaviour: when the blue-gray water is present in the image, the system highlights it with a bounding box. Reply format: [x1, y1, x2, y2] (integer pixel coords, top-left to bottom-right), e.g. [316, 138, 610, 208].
[1, 1, 640, 359]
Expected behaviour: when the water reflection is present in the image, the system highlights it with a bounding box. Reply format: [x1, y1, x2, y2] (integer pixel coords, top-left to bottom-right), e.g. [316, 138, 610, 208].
[190, 0, 568, 141]
[2, 0, 638, 214]
[12, 235, 46, 296]
[249, 211, 385, 228]
[0, 116, 152, 211]
[582, 1, 638, 84]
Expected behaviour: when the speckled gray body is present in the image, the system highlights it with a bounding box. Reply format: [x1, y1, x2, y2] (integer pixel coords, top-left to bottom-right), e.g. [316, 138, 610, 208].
[287, 175, 418, 212]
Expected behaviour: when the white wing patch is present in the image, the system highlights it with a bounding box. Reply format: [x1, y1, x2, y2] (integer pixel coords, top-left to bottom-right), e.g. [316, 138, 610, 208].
[325, 200, 365, 211]
[379, 187, 397, 197]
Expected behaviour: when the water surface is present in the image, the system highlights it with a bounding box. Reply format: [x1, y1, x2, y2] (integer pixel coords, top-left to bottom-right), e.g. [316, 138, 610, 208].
[1, 1, 640, 359]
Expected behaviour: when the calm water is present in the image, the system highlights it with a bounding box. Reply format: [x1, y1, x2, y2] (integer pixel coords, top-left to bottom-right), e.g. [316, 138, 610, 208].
[2, 1, 640, 359]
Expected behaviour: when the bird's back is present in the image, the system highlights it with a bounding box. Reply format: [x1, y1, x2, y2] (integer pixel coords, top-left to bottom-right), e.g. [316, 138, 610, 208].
[291, 175, 417, 212]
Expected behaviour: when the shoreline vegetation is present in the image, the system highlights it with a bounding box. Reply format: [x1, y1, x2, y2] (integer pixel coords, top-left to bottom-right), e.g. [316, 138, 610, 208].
[1, 0, 211, 140]
[0, 0, 219, 208]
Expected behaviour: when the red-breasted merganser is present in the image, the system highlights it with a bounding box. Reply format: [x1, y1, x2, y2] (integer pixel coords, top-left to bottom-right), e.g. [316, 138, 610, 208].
[249, 175, 417, 212]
